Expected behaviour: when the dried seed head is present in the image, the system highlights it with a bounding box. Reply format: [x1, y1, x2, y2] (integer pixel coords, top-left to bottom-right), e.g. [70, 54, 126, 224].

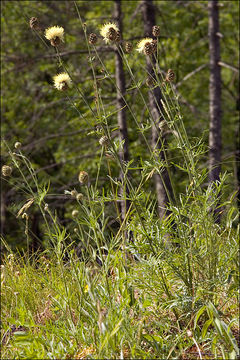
[72, 210, 79, 218]
[2, 165, 12, 177]
[45, 26, 64, 46]
[76, 193, 84, 202]
[99, 136, 109, 147]
[146, 76, 155, 87]
[14, 142, 22, 149]
[125, 42, 133, 53]
[166, 69, 175, 82]
[78, 171, 89, 185]
[53, 73, 72, 91]
[100, 22, 119, 43]
[89, 33, 98, 45]
[29, 17, 39, 30]
[152, 25, 160, 37]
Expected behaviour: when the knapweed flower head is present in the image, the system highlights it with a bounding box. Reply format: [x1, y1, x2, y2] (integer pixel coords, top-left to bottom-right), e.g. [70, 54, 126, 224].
[136, 38, 157, 55]
[45, 26, 64, 46]
[78, 171, 89, 185]
[99, 136, 109, 147]
[29, 17, 40, 30]
[152, 25, 160, 37]
[146, 76, 155, 87]
[53, 73, 72, 91]
[125, 42, 133, 53]
[166, 69, 175, 82]
[100, 22, 120, 43]
[89, 33, 98, 45]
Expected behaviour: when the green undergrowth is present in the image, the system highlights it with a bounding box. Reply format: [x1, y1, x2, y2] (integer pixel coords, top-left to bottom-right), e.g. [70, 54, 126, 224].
[1, 230, 239, 359]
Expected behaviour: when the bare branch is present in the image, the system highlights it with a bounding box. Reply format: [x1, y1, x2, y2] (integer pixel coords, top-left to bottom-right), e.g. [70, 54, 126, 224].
[218, 61, 239, 73]
[129, 2, 143, 23]
[176, 64, 208, 88]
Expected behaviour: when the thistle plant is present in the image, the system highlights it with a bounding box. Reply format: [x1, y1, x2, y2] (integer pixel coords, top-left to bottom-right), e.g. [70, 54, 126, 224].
[44, 25, 64, 46]
[1, 4, 239, 360]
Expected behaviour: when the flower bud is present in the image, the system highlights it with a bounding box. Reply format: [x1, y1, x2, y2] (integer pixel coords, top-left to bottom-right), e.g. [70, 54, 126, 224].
[89, 33, 98, 45]
[78, 171, 89, 185]
[125, 42, 133, 53]
[71, 190, 78, 198]
[166, 69, 175, 82]
[99, 136, 109, 147]
[76, 193, 84, 202]
[29, 17, 39, 30]
[2, 165, 12, 177]
[72, 210, 79, 217]
[152, 25, 160, 37]
[14, 142, 22, 149]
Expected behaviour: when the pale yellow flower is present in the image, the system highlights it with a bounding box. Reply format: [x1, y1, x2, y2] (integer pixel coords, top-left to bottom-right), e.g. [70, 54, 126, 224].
[45, 26, 64, 46]
[100, 22, 119, 43]
[136, 38, 156, 55]
[53, 73, 72, 91]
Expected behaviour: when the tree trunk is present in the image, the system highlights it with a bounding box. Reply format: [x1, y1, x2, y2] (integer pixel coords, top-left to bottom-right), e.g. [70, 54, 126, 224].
[208, 0, 222, 221]
[114, 0, 130, 222]
[235, 95, 240, 213]
[141, 0, 173, 219]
